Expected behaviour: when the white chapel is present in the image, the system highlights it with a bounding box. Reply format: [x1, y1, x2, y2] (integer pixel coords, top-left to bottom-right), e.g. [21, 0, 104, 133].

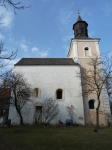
[8, 13, 111, 126]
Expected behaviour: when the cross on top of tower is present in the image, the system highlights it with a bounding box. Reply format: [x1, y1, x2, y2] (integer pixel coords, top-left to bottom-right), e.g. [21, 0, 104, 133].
[77, 10, 82, 21]
[78, 9, 80, 15]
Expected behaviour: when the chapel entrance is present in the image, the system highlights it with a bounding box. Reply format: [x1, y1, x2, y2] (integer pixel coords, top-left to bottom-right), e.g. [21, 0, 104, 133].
[35, 106, 42, 123]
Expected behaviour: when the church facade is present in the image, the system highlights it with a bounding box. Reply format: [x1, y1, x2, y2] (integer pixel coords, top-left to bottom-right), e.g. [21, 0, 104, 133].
[8, 14, 111, 126]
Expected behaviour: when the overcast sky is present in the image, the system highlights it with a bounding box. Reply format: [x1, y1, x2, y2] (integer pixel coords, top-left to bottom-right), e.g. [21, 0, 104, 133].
[0, 0, 112, 68]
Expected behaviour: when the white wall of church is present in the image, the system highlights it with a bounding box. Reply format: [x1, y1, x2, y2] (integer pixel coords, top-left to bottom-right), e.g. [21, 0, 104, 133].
[8, 65, 85, 125]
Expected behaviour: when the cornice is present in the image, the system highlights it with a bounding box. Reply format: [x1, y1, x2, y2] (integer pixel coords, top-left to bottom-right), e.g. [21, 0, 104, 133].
[71, 38, 100, 43]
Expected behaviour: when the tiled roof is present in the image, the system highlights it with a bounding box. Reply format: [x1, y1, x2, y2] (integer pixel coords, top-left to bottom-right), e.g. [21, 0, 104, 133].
[15, 58, 79, 66]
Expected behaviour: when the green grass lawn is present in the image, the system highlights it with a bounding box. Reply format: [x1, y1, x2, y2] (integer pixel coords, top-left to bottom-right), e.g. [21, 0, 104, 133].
[0, 126, 112, 150]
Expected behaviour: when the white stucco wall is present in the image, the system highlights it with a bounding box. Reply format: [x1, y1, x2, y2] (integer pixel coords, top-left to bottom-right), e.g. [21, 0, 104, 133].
[8, 65, 85, 125]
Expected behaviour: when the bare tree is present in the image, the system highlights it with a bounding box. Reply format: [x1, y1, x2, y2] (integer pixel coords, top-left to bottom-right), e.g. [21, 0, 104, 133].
[66, 105, 76, 122]
[78, 54, 112, 128]
[0, 72, 32, 125]
[42, 98, 59, 124]
[10, 72, 32, 125]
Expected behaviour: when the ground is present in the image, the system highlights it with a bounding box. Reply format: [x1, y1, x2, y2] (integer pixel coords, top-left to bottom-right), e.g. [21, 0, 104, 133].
[0, 125, 112, 150]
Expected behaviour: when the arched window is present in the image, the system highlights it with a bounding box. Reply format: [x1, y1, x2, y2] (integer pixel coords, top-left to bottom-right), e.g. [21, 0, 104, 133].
[83, 46, 92, 57]
[56, 89, 62, 99]
[84, 47, 89, 57]
[89, 100, 94, 109]
[33, 88, 40, 98]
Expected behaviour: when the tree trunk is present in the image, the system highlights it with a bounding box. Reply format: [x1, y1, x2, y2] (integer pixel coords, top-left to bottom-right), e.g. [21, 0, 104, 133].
[96, 108, 99, 128]
[16, 106, 23, 125]
[17, 109, 23, 125]
[14, 100, 23, 125]
[14, 93, 23, 125]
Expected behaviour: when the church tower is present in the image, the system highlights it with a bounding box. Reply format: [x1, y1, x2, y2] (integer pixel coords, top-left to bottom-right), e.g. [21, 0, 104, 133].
[68, 12, 111, 125]
[68, 12, 100, 62]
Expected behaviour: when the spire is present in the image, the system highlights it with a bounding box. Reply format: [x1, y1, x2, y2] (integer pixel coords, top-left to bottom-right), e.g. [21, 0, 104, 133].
[73, 10, 89, 39]
[77, 9, 82, 21]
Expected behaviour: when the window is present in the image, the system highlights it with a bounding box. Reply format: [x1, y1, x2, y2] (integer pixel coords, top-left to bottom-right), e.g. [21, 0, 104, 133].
[57, 89, 62, 99]
[55, 89, 64, 100]
[33, 88, 40, 98]
[84, 47, 89, 57]
[89, 100, 94, 109]
[88, 98, 98, 111]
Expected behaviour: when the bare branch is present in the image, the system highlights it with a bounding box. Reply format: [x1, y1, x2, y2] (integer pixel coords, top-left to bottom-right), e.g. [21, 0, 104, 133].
[0, 0, 31, 14]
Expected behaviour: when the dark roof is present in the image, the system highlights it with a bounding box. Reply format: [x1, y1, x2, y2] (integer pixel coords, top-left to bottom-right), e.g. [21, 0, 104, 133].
[77, 14, 82, 21]
[15, 58, 79, 66]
